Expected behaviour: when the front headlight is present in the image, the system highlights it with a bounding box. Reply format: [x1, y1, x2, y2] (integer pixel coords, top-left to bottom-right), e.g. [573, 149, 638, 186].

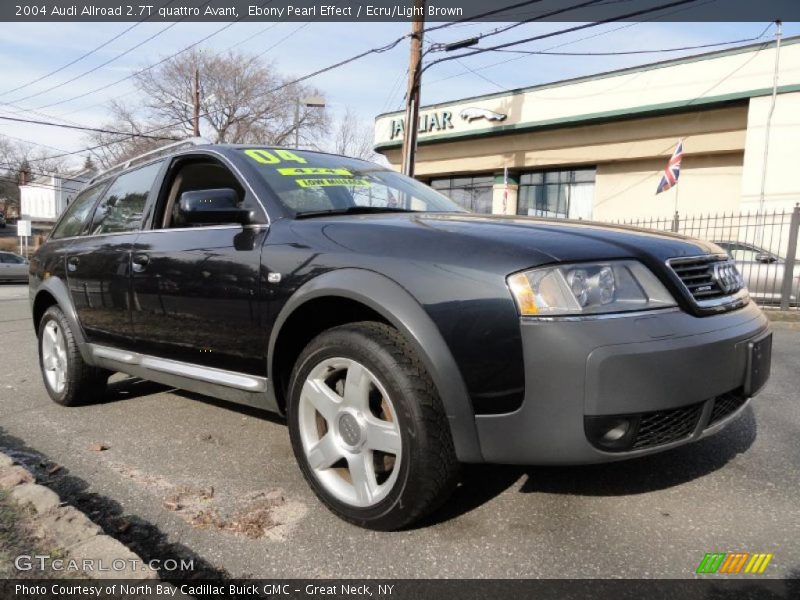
[507, 260, 676, 316]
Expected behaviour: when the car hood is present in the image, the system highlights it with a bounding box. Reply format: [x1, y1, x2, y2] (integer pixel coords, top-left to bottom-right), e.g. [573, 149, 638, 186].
[290, 212, 722, 273]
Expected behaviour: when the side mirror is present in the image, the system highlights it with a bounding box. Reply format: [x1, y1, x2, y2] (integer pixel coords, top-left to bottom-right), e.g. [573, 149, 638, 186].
[178, 188, 253, 225]
[755, 253, 777, 264]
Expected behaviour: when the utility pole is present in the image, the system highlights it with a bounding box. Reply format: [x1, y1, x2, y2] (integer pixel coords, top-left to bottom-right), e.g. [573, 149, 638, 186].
[400, 0, 425, 177]
[192, 63, 201, 137]
[192, 61, 201, 137]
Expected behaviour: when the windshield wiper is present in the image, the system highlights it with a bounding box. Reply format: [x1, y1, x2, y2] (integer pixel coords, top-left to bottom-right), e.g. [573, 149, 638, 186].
[294, 206, 419, 219]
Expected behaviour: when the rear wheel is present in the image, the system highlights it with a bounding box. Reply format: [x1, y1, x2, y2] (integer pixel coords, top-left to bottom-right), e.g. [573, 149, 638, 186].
[287, 322, 459, 530]
[38, 305, 108, 406]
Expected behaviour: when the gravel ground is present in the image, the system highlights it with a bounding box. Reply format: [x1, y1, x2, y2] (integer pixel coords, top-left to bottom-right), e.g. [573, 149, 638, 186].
[1, 285, 799, 580]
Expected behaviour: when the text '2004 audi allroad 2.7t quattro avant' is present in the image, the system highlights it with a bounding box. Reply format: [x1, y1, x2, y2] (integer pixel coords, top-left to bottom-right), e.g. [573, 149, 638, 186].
[28, 140, 772, 530]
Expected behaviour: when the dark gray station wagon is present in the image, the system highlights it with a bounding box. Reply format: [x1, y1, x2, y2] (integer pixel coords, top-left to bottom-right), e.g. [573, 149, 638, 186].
[29, 140, 771, 529]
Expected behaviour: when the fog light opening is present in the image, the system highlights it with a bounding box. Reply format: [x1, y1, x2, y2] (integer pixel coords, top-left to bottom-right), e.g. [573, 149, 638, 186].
[601, 421, 630, 443]
[585, 415, 640, 452]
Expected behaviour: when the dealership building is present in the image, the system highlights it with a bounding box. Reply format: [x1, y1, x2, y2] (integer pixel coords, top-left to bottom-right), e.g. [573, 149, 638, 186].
[374, 37, 800, 221]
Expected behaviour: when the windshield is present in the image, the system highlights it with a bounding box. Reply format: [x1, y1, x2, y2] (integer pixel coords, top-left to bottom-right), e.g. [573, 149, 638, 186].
[238, 148, 465, 217]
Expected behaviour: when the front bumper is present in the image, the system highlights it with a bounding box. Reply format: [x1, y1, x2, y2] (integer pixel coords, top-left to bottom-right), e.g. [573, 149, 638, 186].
[474, 302, 770, 464]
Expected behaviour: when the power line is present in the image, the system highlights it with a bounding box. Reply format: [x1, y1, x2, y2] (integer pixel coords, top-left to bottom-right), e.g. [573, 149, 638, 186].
[0, 163, 89, 184]
[431, 0, 609, 50]
[0, 114, 177, 140]
[20, 13, 557, 164]
[475, 29, 776, 56]
[23, 30, 413, 164]
[422, 0, 701, 73]
[24, 0, 276, 112]
[0, 132, 71, 154]
[0, 21, 144, 99]
[254, 21, 311, 58]
[24, 9, 291, 122]
[4, 19, 184, 106]
[424, 0, 720, 88]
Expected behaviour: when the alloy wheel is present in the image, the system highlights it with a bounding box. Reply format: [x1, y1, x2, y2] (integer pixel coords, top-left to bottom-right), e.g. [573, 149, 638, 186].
[297, 357, 402, 508]
[41, 320, 67, 394]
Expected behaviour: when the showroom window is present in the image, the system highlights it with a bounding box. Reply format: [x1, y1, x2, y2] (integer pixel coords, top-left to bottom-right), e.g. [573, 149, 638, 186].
[516, 168, 596, 219]
[430, 174, 494, 214]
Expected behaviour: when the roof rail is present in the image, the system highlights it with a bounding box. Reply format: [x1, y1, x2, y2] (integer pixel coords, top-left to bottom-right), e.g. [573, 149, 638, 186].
[88, 137, 212, 185]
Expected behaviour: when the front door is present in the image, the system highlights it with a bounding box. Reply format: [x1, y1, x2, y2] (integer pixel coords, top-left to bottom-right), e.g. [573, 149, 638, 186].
[66, 161, 164, 347]
[130, 155, 268, 375]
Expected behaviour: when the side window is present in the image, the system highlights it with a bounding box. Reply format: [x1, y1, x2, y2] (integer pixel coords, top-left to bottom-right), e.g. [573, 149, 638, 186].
[158, 158, 254, 229]
[50, 184, 107, 240]
[729, 244, 760, 262]
[90, 161, 163, 235]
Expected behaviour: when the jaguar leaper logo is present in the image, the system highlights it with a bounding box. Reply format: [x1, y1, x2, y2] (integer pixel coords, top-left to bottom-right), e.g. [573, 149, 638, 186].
[459, 107, 507, 123]
[712, 261, 744, 294]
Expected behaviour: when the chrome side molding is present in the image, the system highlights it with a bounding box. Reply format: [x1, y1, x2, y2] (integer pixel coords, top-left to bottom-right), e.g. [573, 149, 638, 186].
[88, 344, 267, 392]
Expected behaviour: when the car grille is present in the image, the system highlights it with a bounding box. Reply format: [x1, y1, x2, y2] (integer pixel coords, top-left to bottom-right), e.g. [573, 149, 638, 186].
[631, 403, 703, 450]
[708, 390, 748, 426]
[667, 255, 743, 303]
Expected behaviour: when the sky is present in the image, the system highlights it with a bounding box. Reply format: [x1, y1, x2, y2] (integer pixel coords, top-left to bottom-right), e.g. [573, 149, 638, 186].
[0, 18, 798, 169]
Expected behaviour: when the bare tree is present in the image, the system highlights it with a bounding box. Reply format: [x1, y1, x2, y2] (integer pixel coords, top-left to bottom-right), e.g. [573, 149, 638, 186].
[329, 107, 380, 162]
[85, 100, 174, 170]
[87, 49, 329, 168]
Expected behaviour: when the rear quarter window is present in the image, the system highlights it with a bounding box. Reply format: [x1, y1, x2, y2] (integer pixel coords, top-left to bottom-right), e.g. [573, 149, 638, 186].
[50, 184, 107, 240]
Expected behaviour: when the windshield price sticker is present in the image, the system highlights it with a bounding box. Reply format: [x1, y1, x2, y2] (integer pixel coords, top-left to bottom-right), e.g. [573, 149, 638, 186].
[295, 178, 371, 188]
[278, 167, 352, 176]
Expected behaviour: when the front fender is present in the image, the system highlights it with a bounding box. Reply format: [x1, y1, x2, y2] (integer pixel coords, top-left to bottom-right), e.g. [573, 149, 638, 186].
[268, 268, 483, 463]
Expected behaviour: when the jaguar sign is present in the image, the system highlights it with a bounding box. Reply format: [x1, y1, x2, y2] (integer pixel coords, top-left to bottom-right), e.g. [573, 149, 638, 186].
[388, 107, 508, 140]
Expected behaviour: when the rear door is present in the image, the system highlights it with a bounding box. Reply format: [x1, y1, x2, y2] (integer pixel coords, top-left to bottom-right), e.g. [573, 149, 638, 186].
[66, 161, 164, 347]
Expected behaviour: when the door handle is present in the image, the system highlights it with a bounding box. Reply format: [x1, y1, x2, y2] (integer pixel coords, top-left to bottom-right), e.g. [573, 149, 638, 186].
[67, 256, 79, 272]
[132, 254, 150, 273]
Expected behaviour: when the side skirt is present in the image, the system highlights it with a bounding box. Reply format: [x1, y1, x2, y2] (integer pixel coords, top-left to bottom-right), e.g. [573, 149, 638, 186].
[88, 344, 278, 412]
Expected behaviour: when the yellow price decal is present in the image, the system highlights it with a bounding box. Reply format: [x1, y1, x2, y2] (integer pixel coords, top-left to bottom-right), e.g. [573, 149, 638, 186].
[277, 167, 352, 176]
[296, 178, 371, 188]
[244, 149, 307, 165]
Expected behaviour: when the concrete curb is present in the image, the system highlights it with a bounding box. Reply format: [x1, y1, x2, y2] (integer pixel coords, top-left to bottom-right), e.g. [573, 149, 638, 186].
[0, 451, 156, 580]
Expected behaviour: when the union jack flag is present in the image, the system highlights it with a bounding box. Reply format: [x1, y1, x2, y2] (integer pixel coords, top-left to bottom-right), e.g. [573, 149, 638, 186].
[656, 140, 684, 194]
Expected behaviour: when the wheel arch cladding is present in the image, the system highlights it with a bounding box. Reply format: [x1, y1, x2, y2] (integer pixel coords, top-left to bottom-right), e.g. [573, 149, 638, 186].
[32, 277, 93, 363]
[269, 268, 483, 463]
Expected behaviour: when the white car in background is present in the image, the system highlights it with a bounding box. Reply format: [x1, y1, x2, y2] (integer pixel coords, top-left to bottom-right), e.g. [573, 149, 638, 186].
[0, 251, 28, 283]
[714, 240, 800, 305]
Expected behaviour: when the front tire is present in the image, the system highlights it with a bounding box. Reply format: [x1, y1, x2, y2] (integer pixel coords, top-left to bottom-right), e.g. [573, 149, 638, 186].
[38, 305, 108, 406]
[287, 322, 459, 530]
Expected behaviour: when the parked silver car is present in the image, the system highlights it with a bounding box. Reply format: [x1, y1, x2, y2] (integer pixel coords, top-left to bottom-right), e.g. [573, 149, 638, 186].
[715, 240, 800, 305]
[0, 251, 28, 282]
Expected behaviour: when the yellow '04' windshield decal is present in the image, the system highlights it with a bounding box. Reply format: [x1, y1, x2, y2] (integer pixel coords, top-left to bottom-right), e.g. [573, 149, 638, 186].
[295, 178, 371, 188]
[244, 149, 307, 164]
[277, 167, 352, 176]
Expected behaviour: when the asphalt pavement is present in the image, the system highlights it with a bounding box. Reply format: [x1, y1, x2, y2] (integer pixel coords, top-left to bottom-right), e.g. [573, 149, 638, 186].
[1, 284, 798, 579]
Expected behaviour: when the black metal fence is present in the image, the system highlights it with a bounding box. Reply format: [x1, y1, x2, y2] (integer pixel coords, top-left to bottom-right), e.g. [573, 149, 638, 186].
[606, 204, 800, 311]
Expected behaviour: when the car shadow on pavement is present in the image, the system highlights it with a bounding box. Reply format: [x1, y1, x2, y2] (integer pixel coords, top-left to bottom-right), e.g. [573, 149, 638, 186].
[101, 376, 175, 404]
[172, 389, 288, 425]
[422, 407, 757, 528]
[0, 427, 232, 582]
